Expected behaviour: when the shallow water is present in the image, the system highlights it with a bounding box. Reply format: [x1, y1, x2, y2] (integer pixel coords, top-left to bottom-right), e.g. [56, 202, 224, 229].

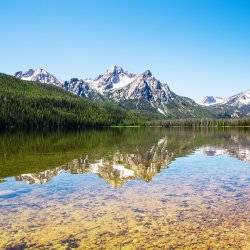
[0, 128, 249, 249]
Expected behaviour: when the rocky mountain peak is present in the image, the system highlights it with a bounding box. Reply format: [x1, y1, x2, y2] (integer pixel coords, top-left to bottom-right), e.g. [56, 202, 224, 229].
[14, 68, 63, 87]
[106, 65, 124, 75]
[88, 66, 136, 93]
[198, 96, 226, 106]
[142, 70, 152, 78]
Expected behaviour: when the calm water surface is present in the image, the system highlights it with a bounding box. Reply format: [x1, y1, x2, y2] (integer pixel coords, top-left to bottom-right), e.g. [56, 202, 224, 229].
[0, 128, 249, 249]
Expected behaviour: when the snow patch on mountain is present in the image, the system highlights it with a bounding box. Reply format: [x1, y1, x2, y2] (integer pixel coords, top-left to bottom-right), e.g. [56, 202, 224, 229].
[157, 108, 166, 115]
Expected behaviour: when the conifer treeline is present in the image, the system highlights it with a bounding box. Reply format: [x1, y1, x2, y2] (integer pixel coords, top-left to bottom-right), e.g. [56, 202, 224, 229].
[150, 118, 250, 127]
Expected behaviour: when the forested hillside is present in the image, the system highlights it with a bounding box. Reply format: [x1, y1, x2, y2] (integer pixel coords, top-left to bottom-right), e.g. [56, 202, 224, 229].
[0, 74, 149, 130]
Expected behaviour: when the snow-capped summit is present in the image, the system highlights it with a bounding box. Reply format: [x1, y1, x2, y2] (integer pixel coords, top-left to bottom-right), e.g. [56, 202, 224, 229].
[198, 96, 226, 106]
[82, 67, 196, 116]
[86, 65, 137, 93]
[15, 68, 63, 87]
[226, 89, 250, 107]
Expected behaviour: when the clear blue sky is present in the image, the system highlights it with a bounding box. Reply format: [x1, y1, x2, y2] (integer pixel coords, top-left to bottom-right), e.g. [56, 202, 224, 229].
[1, 0, 250, 99]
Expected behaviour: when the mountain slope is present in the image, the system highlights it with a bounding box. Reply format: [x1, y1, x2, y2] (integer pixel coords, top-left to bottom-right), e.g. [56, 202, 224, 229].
[0, 73, 149, 130]
[64, 78, 103, 100]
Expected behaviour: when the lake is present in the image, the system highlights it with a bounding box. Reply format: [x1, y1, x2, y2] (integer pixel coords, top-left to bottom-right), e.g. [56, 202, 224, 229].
[0, 128, 249, 249]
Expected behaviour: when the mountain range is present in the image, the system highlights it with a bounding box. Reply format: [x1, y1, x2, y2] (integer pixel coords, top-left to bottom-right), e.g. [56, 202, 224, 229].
[14, 66, 250, 118]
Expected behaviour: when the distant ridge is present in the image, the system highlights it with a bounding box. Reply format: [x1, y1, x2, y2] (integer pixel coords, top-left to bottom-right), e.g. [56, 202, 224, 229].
[198, 90, 250, 117]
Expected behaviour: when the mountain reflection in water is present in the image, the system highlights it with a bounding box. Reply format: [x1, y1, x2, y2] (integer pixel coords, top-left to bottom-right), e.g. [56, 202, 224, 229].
[15, 138, 171, 186]
[0, 128, 250, 249]
[0, 128, 248, 186]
